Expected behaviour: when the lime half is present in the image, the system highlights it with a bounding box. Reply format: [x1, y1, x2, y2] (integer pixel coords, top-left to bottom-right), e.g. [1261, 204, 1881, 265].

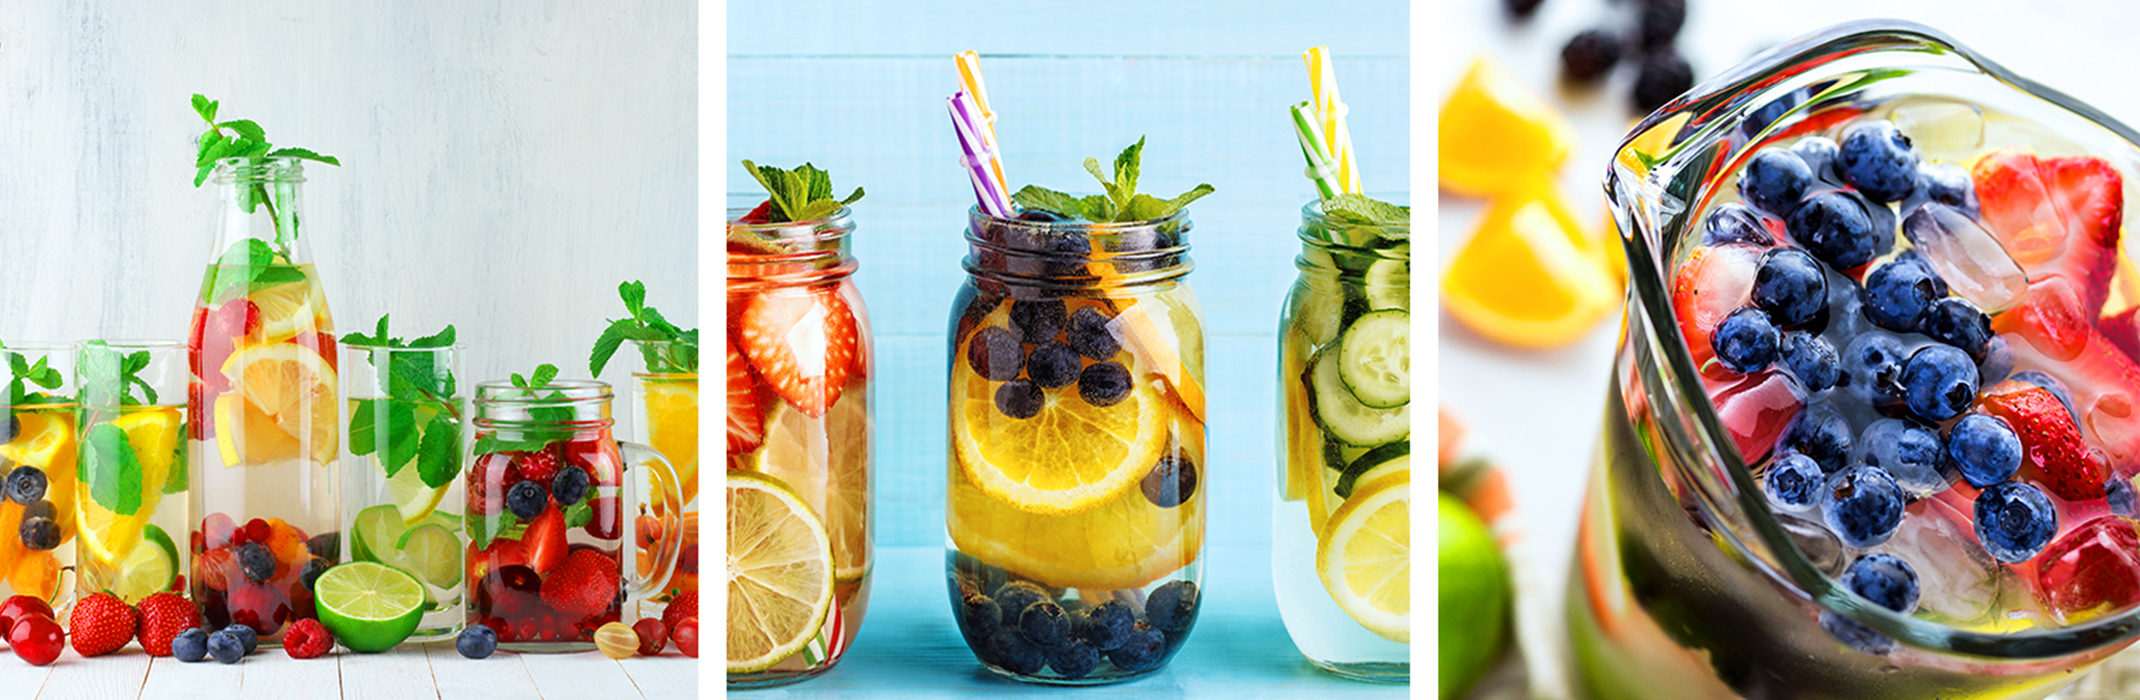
[113, 525, 179, 602]
[315, 561, 427, 652]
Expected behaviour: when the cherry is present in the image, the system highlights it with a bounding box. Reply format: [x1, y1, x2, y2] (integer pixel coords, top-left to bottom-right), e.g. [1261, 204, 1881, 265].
[201, 513, 239, 551]
[228, 582, 292, 637]
[9, 615, 62, 666]
[0, 595, 53, 634]
[672, 617, 698, 658]
[2036, 515, 2140, 623]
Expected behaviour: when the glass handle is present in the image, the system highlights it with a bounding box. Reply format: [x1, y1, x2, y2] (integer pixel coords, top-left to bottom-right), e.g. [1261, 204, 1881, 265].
[617, 440, 683, 600]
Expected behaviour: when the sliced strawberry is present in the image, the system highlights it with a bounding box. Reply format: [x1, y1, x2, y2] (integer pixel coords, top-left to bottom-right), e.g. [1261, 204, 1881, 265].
[1981, 385, 2105, 501]
[521, 508, 568, 576]
[1672, 243, 1764, 365]
[736, 287, 859, 418]
[739, 199, 775, 224]
[1994, 277, 2093, 362]
[2101, 306, 2140, 366]
[726, 340, 764, 454]
[1973, 150, 2124, 314]
[2035, 515, 2140, 624]
[1708, 369, 1803, 465]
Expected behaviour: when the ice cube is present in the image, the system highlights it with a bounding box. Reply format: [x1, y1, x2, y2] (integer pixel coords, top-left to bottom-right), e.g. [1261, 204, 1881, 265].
[1901, 203, 2028, 312]
[1819, 267, 1869, 341]
[1858, 419, 1951, 497]
[1873, 499, 2001, 625]
[1713, 369, 1806, 464]
[1888, 99, 1985, 161]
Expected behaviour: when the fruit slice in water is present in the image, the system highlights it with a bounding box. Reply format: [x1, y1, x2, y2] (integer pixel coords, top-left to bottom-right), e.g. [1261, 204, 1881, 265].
[950, 442, 1204, 591]
[642, 377, 701, 505]
[1320, 470, 1410, 643]
[107, 525, 179, 603]
[745, 384, 869, 581]
[213, 394, 302, 466]
[1111, 295, 1207, 423]
[314, 561, 427, 652]
[353, 505, 463, 590]
[727, 471, 833, 674]
[248, 278, 320, 345]
[381, 436, 450, 526]
[79, 408, 181, 565]
[220, 343, 339, 464]
[3, 411, 78, 543]
[951, 351, 1168, 517]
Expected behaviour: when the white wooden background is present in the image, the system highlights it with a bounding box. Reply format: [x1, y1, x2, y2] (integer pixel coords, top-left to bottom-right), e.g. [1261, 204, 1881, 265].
[0, 2, 700, 699]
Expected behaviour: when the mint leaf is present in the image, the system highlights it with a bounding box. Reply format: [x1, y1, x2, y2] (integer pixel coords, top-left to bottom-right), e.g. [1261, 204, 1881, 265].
[468, 510, 518, 551]
[1322, 193, 1410, 229]
[530, 363, 559, 388]
[1010, 186, 1082, 219]
[1017, 137, 1212, 223]
[739, 160, 863, 223]
[416, 418, 462, 489]
[348, 398, 383, 456]
[84, 424, 144, 516]
[266, 147, 340, 167]
[162, 436, 188, 495]
[384, 405, 422, 478]
[561, 497, 593, 529]
[589, 281, 697, 376]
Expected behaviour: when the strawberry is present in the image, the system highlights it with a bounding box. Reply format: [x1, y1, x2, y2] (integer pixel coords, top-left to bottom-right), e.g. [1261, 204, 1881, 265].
[1980, 385, 2105, 501]
[521, 508, 569, 576]
[736, 287, 859, 418]
[67, 592, 137, 657]
[540, 548, 621, 619]
[726, 340, 764, 454]
[136, 592, 201, 657]
[282, 618, 334, 659]
[661, 590, 698, 634]
[738, 199, 775, 225]
[1671, 243, 1764, 365]
[466, 537, 526, 585]
[1708, 369, 1803, 465]
[2099, 306, 2140, 365]
[2035, 515, 2140, 624]
[2001, 291, 2140, 471]
[1973, 149, 2124, 314]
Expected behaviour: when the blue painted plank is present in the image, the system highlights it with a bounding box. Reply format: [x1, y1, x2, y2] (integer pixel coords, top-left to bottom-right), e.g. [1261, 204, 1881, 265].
[729, 0, 1409, 58]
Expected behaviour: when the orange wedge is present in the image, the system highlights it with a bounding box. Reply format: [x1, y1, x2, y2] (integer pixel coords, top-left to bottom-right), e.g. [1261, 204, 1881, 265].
[1440, 56, 1576, 197]
[1443, 187, 1620, 348]
[220, 343, 339, 465]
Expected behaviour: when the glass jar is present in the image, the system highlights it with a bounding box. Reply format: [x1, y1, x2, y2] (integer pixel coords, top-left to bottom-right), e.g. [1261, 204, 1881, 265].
[464, 379, 680, 653]
[339, 342, 466, 642]
[186, 157, 341, 646]
[944, 207, 1207, 685]
[624, 339, 699, 622]
[725, 202, 873, 687]
[74, 340, 190, 605]
[1272, 200, 1410, 681]
[0, 342, 77, 609]
[1580, 20, 2140, 699]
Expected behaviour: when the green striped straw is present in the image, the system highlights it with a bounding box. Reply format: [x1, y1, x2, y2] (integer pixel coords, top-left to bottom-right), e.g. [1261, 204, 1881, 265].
[1290, 101, 1340, 201]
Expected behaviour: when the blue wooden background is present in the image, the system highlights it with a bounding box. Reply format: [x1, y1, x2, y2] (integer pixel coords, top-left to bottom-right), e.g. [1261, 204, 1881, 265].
[729, 0, 1409, 553]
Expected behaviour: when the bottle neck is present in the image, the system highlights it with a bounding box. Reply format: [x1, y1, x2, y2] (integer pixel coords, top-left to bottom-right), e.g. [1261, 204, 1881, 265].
[962, 208, 1193, 295]
[210, 157, 313, 264]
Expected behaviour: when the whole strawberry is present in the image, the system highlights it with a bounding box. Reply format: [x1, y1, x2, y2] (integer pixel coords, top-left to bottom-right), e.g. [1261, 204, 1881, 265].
[136, 592, 202, 657]
[69, 592, 138, 657]
[661, 590, 698, 634]
[1982, 385, 2105, 500]
[283, 618, 334, 659]
[540, 549, 621, 619]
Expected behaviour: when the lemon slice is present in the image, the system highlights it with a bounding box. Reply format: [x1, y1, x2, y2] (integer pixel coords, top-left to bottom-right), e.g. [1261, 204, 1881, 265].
[220, 342, 339, 464]
[1111, 295, 1207, 423]
[1318, 471, 1411, 642]
[248, 278, 320, 344]
[214, 394, 302, 466]
[727, 470, 834, 673]
[824, 385, 870, 581]
[79, 408, 182, 565]
[951, 344, 1167, 517]
[1442, 190, 1619, 348]
[383, 448, 449, 526]
[641, 377, 700, 505]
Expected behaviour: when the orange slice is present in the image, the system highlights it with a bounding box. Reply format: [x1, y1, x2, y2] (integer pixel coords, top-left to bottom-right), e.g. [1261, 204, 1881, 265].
[1440, 55, 1576, 197]
[219, 343, 339, 465]
[1443, 187, 1620, 348]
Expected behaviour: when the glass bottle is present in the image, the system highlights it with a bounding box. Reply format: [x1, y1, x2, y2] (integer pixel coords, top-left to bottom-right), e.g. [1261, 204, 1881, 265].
[944, 207, 1207, 684]
[0, 343, 77, 610]
[339, 341, 466, 642]
[74, 340, 191, 605]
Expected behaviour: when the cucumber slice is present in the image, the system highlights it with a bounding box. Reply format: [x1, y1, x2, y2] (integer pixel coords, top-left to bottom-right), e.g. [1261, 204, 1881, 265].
[1290, 286, 1343, 349]
[1337, 310, 1410, 409]
[1309, 349, 1409, 446]
[1335, 442, 1411, 498]
[1365, 258, 1408, 310]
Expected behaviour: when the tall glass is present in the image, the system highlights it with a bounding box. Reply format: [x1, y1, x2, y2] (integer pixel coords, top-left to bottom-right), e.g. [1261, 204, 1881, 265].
[944, 208, 1207, 684]
[186, 157, 341, 646]
[1273, 200, 1410, 681]
[626, 339, 699, 621]
[1577, 21, 2140, 699]
[464, 379, 680, 653]
[0, 343, 76, 610]
[74, 341, 190, 605]
[340, 342, 465, 642]
[725, 202, 873, 686]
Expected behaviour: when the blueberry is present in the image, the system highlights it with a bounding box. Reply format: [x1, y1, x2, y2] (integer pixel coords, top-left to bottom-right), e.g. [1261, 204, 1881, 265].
[1786, 191, 1888, 270]
[1631, 51, 1693, 113]
[994, 380, 1046, 420]
[967, 326, 1026, 381]
[299, 557, 331, 592]
[1026, 342, 1082, 389]
[1837, 121, 1919, 203]
[1077, 361, 1133, 407]
[208, 629, 246, 664]
[1844, 553, 1921, 616]
[1559, 28, 1622, 83]
[1779, 332, 1840, 392]
[986, 628, 1047, 675]
[18, 515, 56, 551]
[237, 542, 275, 583]
[550, 466, 590, 506]
[222, 623, 259, 655]
[1019, 601, 1070, 648]
[1140, 456, 1198, 508]
[1753, 248, 1826, 327]
[457, 623, 498, 659]
[2011, 370, 2081, 425]
[1065, 307, 1120, 360]
[1046, 639, 1102, 679]
[1901, 345, 1977, 422]
[1793, 137, 1840, 181]
[1144, 580, 1199, 633]
[1858, 419, 1947, 497]
[307, 532, 340, 560]
[1076, 601, 1136, 651]
[960, 593, 1002, 639]
[1861, 259, 1940, 332]
[1920, 298, 1990, 360]
[1741, 149, 1814, 216]
[1781, 403, 1853, 474]
[993, 581, 1050, 629]
[1016, 209, 1073, 223]
[3, 466, 44, 505]
[506, 480, 549, 519]
[1893, 250, 1949, 298]
[1947, 414, 2021, 488]
[1711, 307, 1779, 374]
[1106, 623, 1169, 671]
[172, 628, 209, 662]
[1821, 610, 1893, 655]
[2111, 479, 2140, 519]
[1822, 465, 1905, 548]
[1764, 452, 1826, 511]
[1975, 481, 2057, 563]
[1916, 162, 1979, 217]
[1840, 333, 1909, 410]
[1978, 335, 2015, 386]
[1700, 203, 1775, 247]
[1010, 299, 1068, 344]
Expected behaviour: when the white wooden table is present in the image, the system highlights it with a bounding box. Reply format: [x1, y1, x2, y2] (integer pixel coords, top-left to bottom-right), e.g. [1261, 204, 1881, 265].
[0, 640, 698, 700]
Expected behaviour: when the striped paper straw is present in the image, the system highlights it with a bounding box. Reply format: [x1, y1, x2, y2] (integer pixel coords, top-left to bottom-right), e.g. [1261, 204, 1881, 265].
[948, 91, 1015, 218]
[954, 51, 1011, 193]
[1303, 46, 1362, 194]
[1289, 102, 1340, 201]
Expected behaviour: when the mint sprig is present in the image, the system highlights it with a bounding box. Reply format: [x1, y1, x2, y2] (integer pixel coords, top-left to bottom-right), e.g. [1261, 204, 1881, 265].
[1, 340, 67, 408]
[470, 364, 576, 455]
[589, 281, 698, 377]
[1322, 193, 1410, 229]
[741, 160, 864, 223]
[82, 423, 145, 516]
[345, 316, 463, 489]
[190, 94, 340, 255]
[78, 341, 157, 408]
[1011, 137, 1214, 223]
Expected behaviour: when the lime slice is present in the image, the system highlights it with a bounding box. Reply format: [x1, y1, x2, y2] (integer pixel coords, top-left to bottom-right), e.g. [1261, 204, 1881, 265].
[351, 504, 400, 565]
[391, 524, 462, 589]
[112, 525, 179, 602]
[314, 561, 426, 652]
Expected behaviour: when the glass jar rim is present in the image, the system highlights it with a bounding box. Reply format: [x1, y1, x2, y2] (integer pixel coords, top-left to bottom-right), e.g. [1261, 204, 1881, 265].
[213, 156, 308, 182]
[1611, 18, 2140, 657]
[77, 339, 184, 350]
[1297, 199, 1410, 255]
[474, 378, 611, 402]
[339, 341, 463, 354]
[967, 203, 1189, 232]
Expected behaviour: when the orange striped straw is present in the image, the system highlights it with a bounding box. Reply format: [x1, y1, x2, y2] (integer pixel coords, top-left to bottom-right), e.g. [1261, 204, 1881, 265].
[1303, 46, 1362, 195]
[955, 51, 1010, 198]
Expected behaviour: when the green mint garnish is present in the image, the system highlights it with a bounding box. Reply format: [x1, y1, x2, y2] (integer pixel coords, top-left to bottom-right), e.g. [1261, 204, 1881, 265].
[202, 238, 309, 306]
[190, 94, 340, 254]
[83, 424, 145, 516]
[589, 281, 699, 377]
[344, 316, 463, 488]
[741, 160, 864, 223]
[0, 340, 67, 407]
[468, 509, 518, 551]
[470, 364, 577, 455]
[1011, 137, 1214, 223]
[78, 341, 158, 407]
[1322, 193, 1410, 228]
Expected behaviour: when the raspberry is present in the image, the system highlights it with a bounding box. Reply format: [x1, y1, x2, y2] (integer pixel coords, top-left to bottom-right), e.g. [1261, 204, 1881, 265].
[283, 618, 334, 659]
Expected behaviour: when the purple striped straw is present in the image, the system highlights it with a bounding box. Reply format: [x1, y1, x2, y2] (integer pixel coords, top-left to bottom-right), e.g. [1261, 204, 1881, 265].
[948, 91, 1015, 218]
